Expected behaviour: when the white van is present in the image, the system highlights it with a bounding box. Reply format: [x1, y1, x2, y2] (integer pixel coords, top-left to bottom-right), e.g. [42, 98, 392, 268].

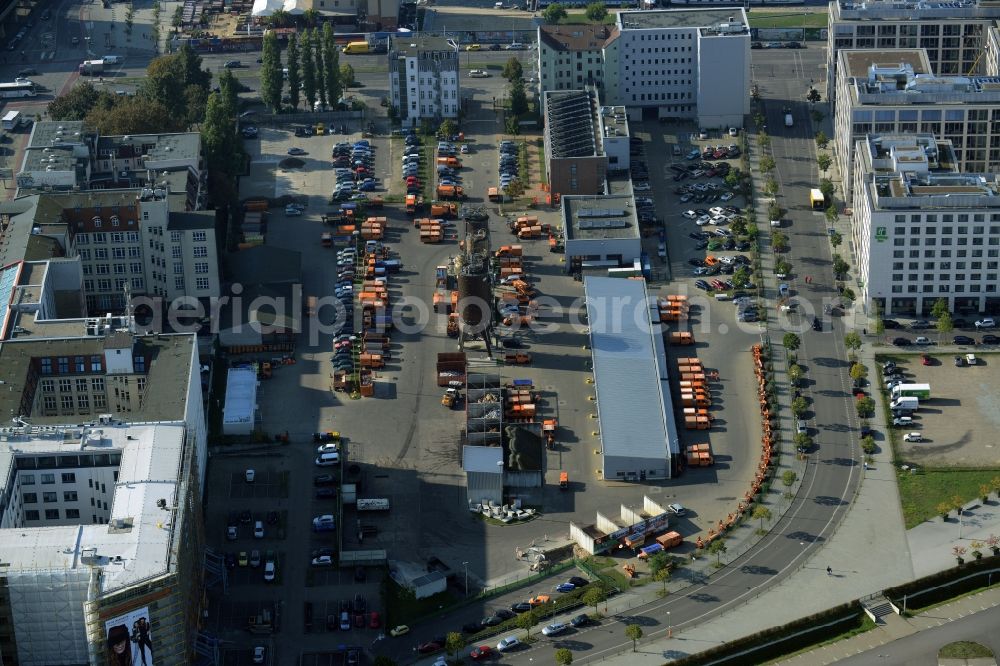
[315, 452, 340, 466]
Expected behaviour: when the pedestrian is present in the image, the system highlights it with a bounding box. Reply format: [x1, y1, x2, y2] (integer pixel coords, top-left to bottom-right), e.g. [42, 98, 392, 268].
[863, 461, 869, 471]
[826, 566, 832, 575]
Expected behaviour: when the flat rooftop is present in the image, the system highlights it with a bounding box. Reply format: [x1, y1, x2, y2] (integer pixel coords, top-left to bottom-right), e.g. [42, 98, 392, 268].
[0, 333, 196, 425]
[563, 194, 640, 241]
[538, 24, 617, 51]
[833, 0, 1000, 21]
[25, 121, 88, 150]
[390, 35, 457, 56]
[94, 132, 201, 164]
[546, 90, 599, 159]
[839, 49, 932, 79]
[0, 423, 185, 592]
[584, 277, 676, 467]
[618, 8, 747, 30]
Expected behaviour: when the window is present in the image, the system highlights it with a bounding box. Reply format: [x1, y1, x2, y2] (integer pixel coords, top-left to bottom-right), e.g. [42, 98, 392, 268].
[21, 474, 34, 485]
[43, 396, 56, 411]
[41, 358, 52, 374]
[59, 379, 72, 393]
[175, 277, 185, 290]
[41, 380, 54, 394]
[45, 509, 59, 520]
[24, 510, 39, 521]
[61, 473, 76, 483]
[193, 231, 207, 242]
[94, 248, 108, 260]
[61, 395, 73, 410]
[42, 492, 57, 503]
[66, 509, 80, 519]
[193, 246, 208, 258]
[41, 474, 54, 484]
[196, 278, 210, 290]
[23, 492, 37, 503]
[195, 262, 209, 274]
[172, 246, 182, 259]
[134, 356, 146, 372]
[93, 232, 106, 244]
[63, 491, 78, 502]
[110, 232, 124, 243]
[77, 233, 90, 245]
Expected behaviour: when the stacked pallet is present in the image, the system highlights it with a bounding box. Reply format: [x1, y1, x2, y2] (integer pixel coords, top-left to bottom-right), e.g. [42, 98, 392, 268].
[360, 217, 386, 240]
[677, 357, 715, 430]
[417, 218, 443, 243]
[505, 386, 536, 422]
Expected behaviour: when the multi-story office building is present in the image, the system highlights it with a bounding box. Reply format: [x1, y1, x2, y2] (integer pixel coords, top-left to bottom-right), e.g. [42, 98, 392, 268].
[542, 89, 631, 196]
[388, 36, 460, 126]
[0, 328, 209, 666]
[17, 122, 207, 211]
[826, 0, 1000, 99]
[537, 24, 617, 93]
[0, 189, 220, 315]
[834, 49, 1000, 197]
[603, 8, 750, 127]
[851, 133, 1000, 317]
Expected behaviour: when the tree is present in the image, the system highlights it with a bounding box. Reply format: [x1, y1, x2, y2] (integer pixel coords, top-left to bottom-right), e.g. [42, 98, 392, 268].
[445, 632, 464, 657]
[936, 311, 954, 339]
[542, 2, 567, 23]
[323, 23, 342, 108]
[625, 624, 643, 652]
[201, 92, 243, 178]
[172, 6, 183, 29]
[815, 130, 829, 148]
[832, 254, 849, 278]
[555, 648, 574, 666]
[759, 155, 775, 174]
[314, 28, 327, 109]
[930, 297, 949, 320]
[49, 82, 107, 120]
[647, 551, 670, 575]
[811, 109, 825, 124]
[301, 29, 317, 110]
[791, 396, 808, 417]
[806, 87, 821, 103]
[439, 119, 458, 139]
[340, 63, 356, 88]
[301, 7, 320, 27]
[516, 609, 539, 636]
[503, 57, 524, 83]
[505, 116, 521, 136]
[730, 217, 748, 236]
[817, 153, 832, 175]
[774, 259, 791, 277]
[788, 364, 803, 385]
[856, 396, 875, 418]
[733, 266, 751, 289]
[260, 30, 283, 112]
[872, 300, 885, 337]
[795, 432, 814, 452]
[219, 69, 240, 116]
[849, 362, 867, 383]
[653, 566, 670, 594]
[509, 78, 529, 116]
[861, 435, 876, 454]
[585, 2, 608, 22]
[582, 585, 607, 614]
[752, 505, 772, 530]
[782, 470, 798, 487]
[141, 45, 212, 126]
[819, 178, 835, 202]
[783, 332, 800, 352]
[85, 96, 179, 135]
[844, 331, 862, 352]
[764, 178, 779, 198]
[125, 2, 135, 39]
[707, 538, 727, 566]
[286, 35, 302, 110]
[828, 227, 842, 246]
[771, 231, 789, 252]
[759, 133, 770, 150]
[938, 501, 953, 519]
[268, 8, 292, 27]
[724, 169, 743, 190]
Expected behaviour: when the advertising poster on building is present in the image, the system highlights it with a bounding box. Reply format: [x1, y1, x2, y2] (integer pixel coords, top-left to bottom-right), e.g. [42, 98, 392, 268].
[105, 606, 155, 666]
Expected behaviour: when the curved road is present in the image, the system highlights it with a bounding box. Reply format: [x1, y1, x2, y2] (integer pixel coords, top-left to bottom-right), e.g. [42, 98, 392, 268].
[491, 48, 867, 664]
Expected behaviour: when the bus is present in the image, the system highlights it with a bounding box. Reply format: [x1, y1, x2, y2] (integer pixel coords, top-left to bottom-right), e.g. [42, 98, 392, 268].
[0, 80, 37, 98]
[810, 188, 825, 210]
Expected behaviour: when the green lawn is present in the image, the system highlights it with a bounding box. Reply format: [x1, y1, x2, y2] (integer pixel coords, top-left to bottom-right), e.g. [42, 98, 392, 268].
[747, 11, 829, 29]
[764, 615, 876, 664]
[897, 468, 1000, 529]
[939, 641, 995, 659]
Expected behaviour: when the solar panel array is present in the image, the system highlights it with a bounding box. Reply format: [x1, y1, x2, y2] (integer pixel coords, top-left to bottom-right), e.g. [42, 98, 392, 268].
[579, 219, 628, 230]
[547, 91, 597, 159]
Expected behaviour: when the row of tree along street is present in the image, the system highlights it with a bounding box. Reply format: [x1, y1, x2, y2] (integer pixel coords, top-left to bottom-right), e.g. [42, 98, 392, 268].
[260, 23, 354, 114]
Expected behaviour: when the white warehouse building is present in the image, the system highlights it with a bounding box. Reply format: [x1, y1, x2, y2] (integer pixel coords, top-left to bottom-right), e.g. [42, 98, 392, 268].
[562, 189, 642, 271]
[388, 35, 460, 127]
[852, 133, 1000, 317]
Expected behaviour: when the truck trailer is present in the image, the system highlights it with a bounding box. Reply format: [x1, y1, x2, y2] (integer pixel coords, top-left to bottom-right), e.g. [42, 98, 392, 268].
[891, 383, 931, 400]
[79, 60, 105, 75]
[356, 498, 390, 511]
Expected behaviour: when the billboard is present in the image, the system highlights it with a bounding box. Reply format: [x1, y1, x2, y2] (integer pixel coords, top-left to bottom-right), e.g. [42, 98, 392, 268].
[105, 606, 155, 666]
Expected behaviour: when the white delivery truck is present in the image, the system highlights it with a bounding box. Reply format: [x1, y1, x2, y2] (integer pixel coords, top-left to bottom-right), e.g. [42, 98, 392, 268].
[784, 112, 793, 128]
[102, 55, 124, 65]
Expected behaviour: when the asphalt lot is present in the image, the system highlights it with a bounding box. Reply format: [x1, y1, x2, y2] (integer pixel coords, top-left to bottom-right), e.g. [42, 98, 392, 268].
[875, 352, 1000, 466]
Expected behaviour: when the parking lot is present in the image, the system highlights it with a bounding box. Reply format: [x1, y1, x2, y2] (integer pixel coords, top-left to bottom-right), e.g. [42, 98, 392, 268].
[878, 353, 1000, 466]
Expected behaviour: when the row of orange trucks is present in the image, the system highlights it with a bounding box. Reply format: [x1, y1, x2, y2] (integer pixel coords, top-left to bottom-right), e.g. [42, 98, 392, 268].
[657, 296, 695, 345]
[241, 199, 269, 249]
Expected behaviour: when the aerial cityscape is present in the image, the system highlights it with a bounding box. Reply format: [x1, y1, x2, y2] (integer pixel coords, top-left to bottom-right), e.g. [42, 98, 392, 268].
[0, 0, 999, 664]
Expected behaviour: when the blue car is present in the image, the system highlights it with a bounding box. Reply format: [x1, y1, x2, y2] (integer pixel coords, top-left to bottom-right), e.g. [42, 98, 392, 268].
[358, 181, 377, 191]
[555, 583, 575, 593]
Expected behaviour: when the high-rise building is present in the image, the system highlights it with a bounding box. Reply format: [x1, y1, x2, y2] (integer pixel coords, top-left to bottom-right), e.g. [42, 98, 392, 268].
[388, 36, 460, 126]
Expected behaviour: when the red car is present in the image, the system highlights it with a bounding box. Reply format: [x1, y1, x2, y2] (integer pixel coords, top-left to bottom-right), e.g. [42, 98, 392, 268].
[417, 638, 446, 654]
[369, 611, 381, 629]
[470, 646, 492, 660]
[710, 279, 725, 290]
[921, 354, 932, 366]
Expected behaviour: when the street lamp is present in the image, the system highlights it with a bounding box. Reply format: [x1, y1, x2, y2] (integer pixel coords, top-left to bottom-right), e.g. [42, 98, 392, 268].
[667, 611, 672, 638]
[463, 561, 469, 595]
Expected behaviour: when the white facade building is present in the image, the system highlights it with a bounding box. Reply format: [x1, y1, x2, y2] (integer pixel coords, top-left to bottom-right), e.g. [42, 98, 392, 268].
[834, 49, 1000, 198]
[562, 191, 642, 270]
[388, 36, 460, 126]
[851, 133, 1000, 317]
[603, 8, 750, 127]
[537, 24, 616, 94]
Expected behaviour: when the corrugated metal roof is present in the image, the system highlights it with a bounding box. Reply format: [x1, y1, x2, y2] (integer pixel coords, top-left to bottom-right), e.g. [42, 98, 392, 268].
[463, 445, 504, 474]
[584, 277, 676, 464]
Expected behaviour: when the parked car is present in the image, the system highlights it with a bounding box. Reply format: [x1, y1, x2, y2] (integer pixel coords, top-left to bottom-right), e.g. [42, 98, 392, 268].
[953, 335, 975, 345]
[497, 637, 521, 652]
[542, 622, 568, 636]
[903, 432, 923, 442]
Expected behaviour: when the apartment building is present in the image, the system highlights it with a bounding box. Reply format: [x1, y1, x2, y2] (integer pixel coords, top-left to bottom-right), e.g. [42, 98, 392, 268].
[826, 0, 1000, 99]
[0, 330, 209, 666]
[388, 36, 460, 126]
[18, 122, 207, 211]
[834, 49, 1000, 198]
[851, 133, 1000, 317]
[537, 24, 617, 93]
[602, 8, 750, 127]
